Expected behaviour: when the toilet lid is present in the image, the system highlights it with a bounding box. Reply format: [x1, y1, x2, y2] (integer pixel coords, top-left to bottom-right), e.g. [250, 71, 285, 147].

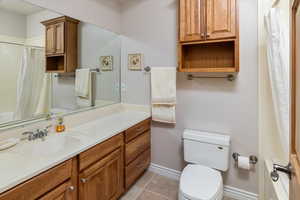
[180, 164, 223, 200]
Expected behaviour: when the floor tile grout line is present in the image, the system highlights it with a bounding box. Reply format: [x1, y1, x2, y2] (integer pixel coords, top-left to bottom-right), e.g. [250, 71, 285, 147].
[134, 171, 156, 200]
[142, 172, 156, 190]
[142, 172, 177, 200]
[143, 190, 170, 200]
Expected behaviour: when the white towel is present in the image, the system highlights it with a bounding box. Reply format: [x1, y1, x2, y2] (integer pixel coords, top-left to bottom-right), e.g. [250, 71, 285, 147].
[75, 69, 90, 98]
[35, 73, 52, 115]
[75, 69, 94, 107]
[151, 67, 176, 124]
[151, 67, 176, 104]
[152, 105, 176, 124]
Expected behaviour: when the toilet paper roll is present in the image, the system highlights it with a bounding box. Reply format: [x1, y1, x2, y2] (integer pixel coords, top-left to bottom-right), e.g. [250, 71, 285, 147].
[238, 156, 250, 170]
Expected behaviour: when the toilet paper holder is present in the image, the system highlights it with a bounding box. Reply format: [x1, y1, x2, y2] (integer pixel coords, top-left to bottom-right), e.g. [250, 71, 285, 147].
[232, 153, 258, 165]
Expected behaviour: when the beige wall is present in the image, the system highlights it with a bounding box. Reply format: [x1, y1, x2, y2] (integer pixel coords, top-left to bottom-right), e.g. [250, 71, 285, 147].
[121, 0, 259, 194]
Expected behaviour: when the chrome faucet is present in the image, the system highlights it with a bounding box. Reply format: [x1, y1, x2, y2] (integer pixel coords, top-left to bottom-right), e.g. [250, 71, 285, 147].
[22, 125, 52, 141]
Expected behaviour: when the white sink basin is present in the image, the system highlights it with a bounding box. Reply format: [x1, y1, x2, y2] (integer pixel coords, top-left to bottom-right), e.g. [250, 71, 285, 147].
[18, 134, 82, 157]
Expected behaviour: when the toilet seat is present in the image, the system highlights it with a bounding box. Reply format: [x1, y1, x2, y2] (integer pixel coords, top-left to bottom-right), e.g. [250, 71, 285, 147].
[179, 164, 223, 200]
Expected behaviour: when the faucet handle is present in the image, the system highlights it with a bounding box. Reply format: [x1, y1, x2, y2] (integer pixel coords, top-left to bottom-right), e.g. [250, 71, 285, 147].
[43, 125, 52, 132]
[42, 125, 52, 137]
[45, 125, 52, 130]
[22, 131, 35, 141]
[22, 131, 34, 135]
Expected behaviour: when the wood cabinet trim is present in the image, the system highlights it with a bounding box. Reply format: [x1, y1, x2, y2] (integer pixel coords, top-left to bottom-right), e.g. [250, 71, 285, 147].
[41, 16, 79, 26]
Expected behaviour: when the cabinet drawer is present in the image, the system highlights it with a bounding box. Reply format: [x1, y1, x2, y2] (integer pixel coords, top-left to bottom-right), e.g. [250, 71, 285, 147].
[125, 119, 151, 143]
[0, 159, 72, 200]
[125, 149, 151, 189]
[126, 131, 151, 165]
[79, 133, 123, 171]
[39, 180, 73, 200]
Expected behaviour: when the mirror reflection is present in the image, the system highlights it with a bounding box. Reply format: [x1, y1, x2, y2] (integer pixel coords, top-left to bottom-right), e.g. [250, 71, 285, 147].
[0, 0, 121, 126]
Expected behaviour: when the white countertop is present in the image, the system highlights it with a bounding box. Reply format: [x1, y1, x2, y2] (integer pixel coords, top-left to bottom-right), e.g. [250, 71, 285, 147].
[0, 106, 151, 194]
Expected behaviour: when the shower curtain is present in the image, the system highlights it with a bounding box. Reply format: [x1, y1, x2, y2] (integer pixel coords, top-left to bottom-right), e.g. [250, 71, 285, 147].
[265, 7, 290, 154]
[14, 47, 50, 120]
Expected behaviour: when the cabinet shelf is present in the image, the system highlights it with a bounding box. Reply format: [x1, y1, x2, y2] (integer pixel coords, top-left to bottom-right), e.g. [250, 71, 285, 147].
[178, 40, 239, 72]
[46, 55, 65, 72]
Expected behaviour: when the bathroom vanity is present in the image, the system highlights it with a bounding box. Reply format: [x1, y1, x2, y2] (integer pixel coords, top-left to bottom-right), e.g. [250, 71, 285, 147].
[0, 108, 151, 200]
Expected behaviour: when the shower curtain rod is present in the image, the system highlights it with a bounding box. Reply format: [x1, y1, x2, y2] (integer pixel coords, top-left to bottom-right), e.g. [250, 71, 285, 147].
[0, 41, 44, 49]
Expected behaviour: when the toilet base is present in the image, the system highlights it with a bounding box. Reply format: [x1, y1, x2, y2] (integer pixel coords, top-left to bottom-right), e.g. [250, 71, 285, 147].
[178, 189, 223, 200]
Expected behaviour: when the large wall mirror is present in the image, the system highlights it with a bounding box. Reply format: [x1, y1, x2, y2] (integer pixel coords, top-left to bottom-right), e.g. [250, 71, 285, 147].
[0, 0, 121, 128]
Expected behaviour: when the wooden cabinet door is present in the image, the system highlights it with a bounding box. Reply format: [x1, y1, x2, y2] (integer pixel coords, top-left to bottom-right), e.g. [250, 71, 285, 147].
[39, 181, 74, 200]
[55, 22, 65, 54]
[179, 0, 205, 42]
[79, 148, 123, 200]
[46, 25, 56, 55]
[206, 0, 236, 40]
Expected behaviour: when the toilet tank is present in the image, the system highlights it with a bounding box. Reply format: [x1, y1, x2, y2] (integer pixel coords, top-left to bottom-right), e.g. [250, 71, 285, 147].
[183, 129, 231, 171]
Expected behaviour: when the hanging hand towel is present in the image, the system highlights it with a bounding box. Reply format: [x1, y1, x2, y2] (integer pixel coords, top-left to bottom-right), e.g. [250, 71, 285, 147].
[151, 67, 176, 124]
[75, 68, 90, 98]
[151, 67, 176, 104]
[75, 69, 94, 107]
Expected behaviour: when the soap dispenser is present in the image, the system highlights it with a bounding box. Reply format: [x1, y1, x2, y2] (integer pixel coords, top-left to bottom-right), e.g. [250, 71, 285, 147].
[56, 117, 65, 133]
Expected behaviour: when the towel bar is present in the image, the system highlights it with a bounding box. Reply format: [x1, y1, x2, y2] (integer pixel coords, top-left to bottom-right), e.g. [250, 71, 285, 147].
[187, 74, 235, 81]
[54, 68, 100, 77]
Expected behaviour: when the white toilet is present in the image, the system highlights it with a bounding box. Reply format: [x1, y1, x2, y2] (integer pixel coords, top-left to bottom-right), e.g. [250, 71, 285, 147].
[179, 129, 231, 200]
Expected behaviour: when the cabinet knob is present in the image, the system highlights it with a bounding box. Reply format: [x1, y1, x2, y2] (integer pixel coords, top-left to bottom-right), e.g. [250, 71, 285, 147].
[201, 33, 205, 38]
[81, 178, 88, 183]
[68, 186, 75, 191]
[206, 33, 211, 37]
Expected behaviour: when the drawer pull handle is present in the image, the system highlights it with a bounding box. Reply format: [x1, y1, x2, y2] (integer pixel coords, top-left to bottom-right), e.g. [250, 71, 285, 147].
[81, 178, 88, 183]
[68, 186, 75, 191]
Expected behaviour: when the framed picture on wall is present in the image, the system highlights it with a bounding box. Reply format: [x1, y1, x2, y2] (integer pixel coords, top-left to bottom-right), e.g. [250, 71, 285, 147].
[128, 53, 143, 71]
[100, 56, 113, 71]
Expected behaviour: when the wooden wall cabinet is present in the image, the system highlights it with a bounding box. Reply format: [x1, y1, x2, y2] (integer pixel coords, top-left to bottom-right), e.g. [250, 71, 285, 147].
[42, 16, 79, 73]
[179, 0, 239, 73]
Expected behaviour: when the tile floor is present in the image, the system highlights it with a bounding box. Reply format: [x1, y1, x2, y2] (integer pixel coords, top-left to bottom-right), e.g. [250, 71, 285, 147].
[120, 171, 236, 200]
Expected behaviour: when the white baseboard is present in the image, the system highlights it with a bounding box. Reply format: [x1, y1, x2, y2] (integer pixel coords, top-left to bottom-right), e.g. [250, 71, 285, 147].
[149, 163, 181, 180]
[148, 163, 258, 200]
[224, 186, 258, 200]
